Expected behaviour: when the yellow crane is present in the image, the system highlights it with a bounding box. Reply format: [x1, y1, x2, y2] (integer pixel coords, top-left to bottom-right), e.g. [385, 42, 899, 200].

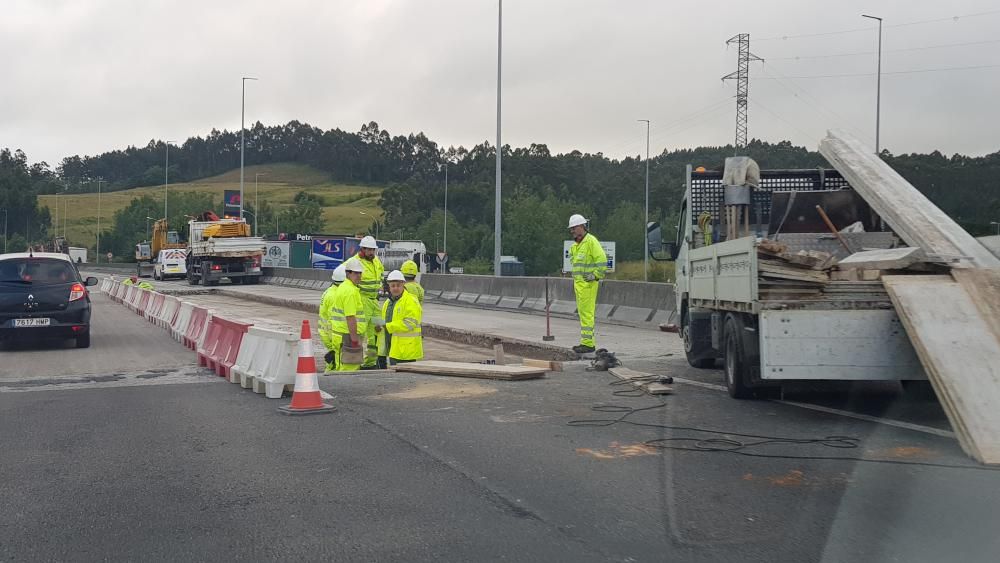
[135, 218, 186, 277]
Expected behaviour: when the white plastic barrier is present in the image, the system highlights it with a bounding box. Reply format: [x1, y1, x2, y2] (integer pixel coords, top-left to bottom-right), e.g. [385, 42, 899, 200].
[171, 302, 195, 342]
[156, 296, 181, 330]
[230, 326, 299, 398]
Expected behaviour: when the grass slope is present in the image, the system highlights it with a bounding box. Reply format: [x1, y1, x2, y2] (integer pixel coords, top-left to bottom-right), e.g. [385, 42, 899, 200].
[39, 164, 383, 245]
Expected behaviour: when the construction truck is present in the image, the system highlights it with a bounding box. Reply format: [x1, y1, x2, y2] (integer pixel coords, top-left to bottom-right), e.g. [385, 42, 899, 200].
[135, 218, 187, 278]
[648, 159, 928, 399]
[185, 215, 265, 286]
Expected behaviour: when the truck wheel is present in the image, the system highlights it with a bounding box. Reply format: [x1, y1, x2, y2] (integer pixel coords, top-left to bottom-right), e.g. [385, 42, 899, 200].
[723, 314, 753, 399]
[682, 310, 715, 368]
[188, 274, 199, 286]
[230, 277, 243, 285]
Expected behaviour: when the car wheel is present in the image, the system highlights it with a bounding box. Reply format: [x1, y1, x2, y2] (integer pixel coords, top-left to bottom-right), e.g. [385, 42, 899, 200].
[75, 331, 91, 349]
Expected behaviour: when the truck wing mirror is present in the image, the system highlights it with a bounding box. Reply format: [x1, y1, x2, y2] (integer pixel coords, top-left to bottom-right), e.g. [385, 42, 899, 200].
[647, 222, 677, 261]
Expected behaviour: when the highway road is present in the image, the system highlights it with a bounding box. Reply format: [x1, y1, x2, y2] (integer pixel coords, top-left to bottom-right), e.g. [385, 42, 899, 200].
[3, 283, 1000, 561]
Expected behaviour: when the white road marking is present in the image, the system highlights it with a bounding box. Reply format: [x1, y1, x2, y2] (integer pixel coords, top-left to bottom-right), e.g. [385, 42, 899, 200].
[670, 376, 956, 440]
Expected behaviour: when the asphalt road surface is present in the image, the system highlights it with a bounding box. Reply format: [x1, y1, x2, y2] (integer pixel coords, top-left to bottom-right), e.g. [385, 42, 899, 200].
[3, 288, 1000, 561]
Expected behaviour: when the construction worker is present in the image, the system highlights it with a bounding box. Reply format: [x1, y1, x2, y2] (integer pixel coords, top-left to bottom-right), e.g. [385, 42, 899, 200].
[351, 236, 384, 368]
[318, 264, 347, 372]
[137, 280, 154, 290]
[567, 214, 607, 354]
[379, 270, 423, 365]
[123, 276, 136, 286]
[400, 259, 424, 304]
[329, 259, 368, 371]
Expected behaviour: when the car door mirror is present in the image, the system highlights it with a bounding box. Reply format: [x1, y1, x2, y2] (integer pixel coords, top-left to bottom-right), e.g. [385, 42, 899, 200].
[85, 276, 99, 286]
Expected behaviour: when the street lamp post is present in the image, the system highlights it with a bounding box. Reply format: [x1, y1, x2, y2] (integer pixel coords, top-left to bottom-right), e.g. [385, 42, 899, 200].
[2, 208, 7, 253]
[494, 0, 503, 277]
[360, 211, 379, 239]
[96, 179, 104, 262]
[146, 216, 155, 241]
[862, 14, 882, 155]
[443, 163, 448, 256]
[254, 172, 267, 236]
[240, 77, 258, 220]
[638, 119, 650, 282]
[164, 140, 175, 220]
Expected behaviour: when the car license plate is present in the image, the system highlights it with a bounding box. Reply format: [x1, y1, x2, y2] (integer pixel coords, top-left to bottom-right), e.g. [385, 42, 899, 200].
[14, 318, 50, 327]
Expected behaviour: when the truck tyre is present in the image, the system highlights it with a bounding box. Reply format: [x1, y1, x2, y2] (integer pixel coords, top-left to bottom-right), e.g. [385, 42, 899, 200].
[682, 308, 715, 369]
[723, 314, 754, 399]
[188, 273, 199, 285]
[230, 277, 243, 285]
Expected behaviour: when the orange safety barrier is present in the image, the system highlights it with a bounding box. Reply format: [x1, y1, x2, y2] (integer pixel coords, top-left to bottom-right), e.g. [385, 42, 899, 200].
[197, 316, 253, 378]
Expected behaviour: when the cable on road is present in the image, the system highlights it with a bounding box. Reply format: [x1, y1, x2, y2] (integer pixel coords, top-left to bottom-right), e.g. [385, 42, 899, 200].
[567, 377, 1000, 472]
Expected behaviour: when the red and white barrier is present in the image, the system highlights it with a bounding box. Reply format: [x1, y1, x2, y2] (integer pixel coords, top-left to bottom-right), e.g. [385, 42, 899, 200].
[197, 316, 252, 378]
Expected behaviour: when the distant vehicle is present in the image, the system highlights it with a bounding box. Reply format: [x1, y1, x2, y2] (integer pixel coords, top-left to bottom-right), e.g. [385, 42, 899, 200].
[68, 247, 87, 264]
[135, 218, 186, 278]
[0, 252, 98, 348]
[153, 249, 188, 280]
[186, 216, 265, 286]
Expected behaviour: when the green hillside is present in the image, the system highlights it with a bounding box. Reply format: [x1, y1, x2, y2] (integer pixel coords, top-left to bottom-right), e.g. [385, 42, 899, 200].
[39, 163, 383, 245]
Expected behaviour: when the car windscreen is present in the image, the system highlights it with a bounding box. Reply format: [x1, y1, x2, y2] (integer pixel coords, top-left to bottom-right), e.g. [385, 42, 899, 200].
[0, 259, 78, 285]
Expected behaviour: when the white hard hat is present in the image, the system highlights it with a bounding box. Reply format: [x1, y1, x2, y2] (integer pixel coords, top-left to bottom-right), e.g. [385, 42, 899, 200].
[360, 236, 378, 249]
[386, 270, 405, 282]
[568, 214, 588, 228]
[344, 259, 364, 273]
[331, 264, 347, 283]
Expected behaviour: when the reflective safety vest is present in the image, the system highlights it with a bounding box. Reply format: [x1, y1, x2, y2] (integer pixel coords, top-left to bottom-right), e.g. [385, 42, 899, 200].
[317, 283, 340, 350]
[329, 278, 368, 338]
[122, 279, 135, 286]
[352, 253, 385, 304]
[380, 290, 423, 361]
[570, 233, 607, 282]
[404, 280, 424, 304]
[138, 281, 154, 290]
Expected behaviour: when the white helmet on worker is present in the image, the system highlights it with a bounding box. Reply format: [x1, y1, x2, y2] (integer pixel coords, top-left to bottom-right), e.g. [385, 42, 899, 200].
[344, 258, 364, 273]
[386, 270, 405, 282]
[360, 236, 378, 249]
[331, 263, 347, 283]
[568, 214, 588, 229]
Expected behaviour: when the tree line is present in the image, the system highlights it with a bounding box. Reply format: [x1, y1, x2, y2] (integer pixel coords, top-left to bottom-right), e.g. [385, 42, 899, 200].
[3, 119, 998, 273]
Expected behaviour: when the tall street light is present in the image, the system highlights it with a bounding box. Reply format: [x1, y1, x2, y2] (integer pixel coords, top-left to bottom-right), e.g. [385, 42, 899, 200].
[443, 163, 448, 256]
[494, 0, 503, 277]
[96, 179, 104, 262]
[360, 211, 379, 239]
[254, 172, 267, 236]
[2, 208, 7, 253]
[862, 14, 882, 155]
[638, 119, 650, 282]
[146, 216, 155, 241]
[164, 140, 176, 220]
[240, 76, 258, 220]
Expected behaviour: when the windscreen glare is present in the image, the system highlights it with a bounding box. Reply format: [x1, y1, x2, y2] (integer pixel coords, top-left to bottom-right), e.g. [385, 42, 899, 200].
[0, 259, 78, 285]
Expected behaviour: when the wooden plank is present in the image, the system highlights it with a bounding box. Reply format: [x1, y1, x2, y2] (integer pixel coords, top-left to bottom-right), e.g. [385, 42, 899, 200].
[608, 367, 674, 395]
[951, 269, 1000, 343]
[394, 360, 546, 381]
[882, 275, 1000, 464]
[522, 358, 563, 372]
[819, 130, 1000, 269]
[837, 247, 925, 270]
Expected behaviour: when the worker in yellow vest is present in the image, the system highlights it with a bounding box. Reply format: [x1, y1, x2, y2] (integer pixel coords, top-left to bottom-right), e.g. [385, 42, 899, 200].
[400, 259, 424, 304]
[351, 236, 384, 368]
[318, 263, 347, 372]
[329, 259, 368, 371]
[568, 214, 607, 354]
[379, 270, 423, 365]
[122, 276, 136, 286]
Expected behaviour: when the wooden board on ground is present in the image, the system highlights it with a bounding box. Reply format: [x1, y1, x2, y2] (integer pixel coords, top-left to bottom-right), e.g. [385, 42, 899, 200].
[819, 130, 1000, 269]
[522, 358, 563, 372]
[837, 247, 925, 270]
[882, 275, 1000, 464]
[608, 367, 673, 395]
[394, 360, 547, 381]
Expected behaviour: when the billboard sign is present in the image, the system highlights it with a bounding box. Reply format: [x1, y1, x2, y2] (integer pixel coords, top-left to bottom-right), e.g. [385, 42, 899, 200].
[223, 190, 241, 219]
[312, 238, 346, 270]
[562, 240, 616, 273]
[263, 242, 290, 268]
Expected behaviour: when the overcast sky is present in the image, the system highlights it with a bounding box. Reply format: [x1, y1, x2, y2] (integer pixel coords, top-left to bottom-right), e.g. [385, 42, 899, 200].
[2, 0, 998, 167]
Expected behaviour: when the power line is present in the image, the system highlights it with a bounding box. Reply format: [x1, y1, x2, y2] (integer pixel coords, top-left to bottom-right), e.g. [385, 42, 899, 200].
[757, 62, 1000, 79]
[756, 8, 1000, 42]
[767, 37, 1000, 61]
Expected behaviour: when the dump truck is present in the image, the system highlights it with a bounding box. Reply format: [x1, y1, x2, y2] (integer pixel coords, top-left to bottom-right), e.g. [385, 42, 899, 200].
[135, 219, 187, 278]
[648, 162, 928, 398]
[185, 218, 265, 286]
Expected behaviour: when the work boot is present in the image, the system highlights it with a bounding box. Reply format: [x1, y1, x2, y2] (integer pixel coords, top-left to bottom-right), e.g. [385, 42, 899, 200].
[572, 344, 596, 354]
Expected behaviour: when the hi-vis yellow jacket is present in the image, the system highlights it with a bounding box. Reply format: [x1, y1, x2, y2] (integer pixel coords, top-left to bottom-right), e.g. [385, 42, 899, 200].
[379, 289, 423, 361]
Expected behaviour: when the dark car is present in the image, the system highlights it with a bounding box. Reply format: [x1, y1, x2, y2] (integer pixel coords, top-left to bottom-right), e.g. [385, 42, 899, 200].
[0, 252, 98, 348]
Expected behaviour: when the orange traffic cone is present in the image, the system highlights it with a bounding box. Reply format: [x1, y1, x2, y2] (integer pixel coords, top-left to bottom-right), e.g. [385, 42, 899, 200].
[278, 320, 335, 416]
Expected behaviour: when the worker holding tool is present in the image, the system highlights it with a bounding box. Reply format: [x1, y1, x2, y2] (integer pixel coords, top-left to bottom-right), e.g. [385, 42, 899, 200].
[400, 259, 424, 304]
[350, 236, 384, 369]
[318, 263, 347, 372]
[567, 214, 607, 354]
[379, 270, 423, 365]
[330, 259, 368, 371]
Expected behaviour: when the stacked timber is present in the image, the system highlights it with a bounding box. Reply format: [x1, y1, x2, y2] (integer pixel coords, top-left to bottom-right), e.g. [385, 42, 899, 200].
[757, 239, 832, 300]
